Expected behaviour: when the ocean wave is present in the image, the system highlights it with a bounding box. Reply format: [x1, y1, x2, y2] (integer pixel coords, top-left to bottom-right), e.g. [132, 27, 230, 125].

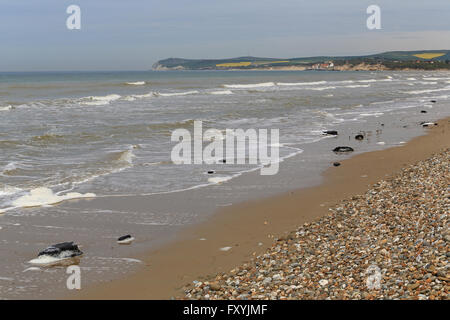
[416, 81, 438, 85]
[80, 94, 121, 106]
[0, 105, 13, 111]
[333, 80, 354, 84]
[30, 133, 65, 144]
[124, 90, 200, 100]
[208, 176, 234, 184]
[2, 162, 19, 175]
[357, 79, 378, 83]
[422, 77, 450, 81]
[277, 81, 327, 86]
[406, 86, 450, 95]
[223, 82, 276, 89]
[114, 149, 135, 165]
[315, 110, 344, 122]
[8, 187, 95, 210]
[125, 91, 156, 100]
[158, 90, 199, 97]
[343, 84, 370, 88]
[311, 86, 336, 91]
[359, 112, 384, 117]
[209, 90, 233, 95]
[125, 81, 146, 86]
[0, 185, 22, 197]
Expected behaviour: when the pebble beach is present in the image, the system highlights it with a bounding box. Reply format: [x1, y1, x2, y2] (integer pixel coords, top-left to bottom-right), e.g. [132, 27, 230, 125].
[183, 148, 449, 300]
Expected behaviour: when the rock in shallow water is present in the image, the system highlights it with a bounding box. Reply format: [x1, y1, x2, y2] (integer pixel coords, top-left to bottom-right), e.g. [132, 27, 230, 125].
[333, 146, 354, 153]
[38, 242, 82, 258]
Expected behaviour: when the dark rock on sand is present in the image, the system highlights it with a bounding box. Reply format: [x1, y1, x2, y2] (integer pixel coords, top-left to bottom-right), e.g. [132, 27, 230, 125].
[117, 234, 135, 244]
[333, 146, 354, 153]
[118, 235, 132, 242]
[38, 242, 83, 258]
[333, 162, 341, 167]
[323, 130, 338, 136]
[355, 134, 364, 141]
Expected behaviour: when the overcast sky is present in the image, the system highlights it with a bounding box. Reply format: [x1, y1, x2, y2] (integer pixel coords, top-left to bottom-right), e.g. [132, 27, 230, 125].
[1, 0, 449, 71]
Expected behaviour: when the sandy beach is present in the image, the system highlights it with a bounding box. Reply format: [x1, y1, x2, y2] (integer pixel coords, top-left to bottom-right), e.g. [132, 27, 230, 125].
[74, 116, 449, 300]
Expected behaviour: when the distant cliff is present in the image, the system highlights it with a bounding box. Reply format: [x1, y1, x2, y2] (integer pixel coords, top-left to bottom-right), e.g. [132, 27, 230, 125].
[152, 50, 450, 71]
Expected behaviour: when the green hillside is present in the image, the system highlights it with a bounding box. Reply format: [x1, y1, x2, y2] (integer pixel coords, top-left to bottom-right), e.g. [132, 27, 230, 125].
[152, 50, 450, 70]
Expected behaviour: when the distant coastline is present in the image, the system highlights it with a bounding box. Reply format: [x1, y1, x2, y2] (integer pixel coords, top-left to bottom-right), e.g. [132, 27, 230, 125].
[152, 50, 450, 71]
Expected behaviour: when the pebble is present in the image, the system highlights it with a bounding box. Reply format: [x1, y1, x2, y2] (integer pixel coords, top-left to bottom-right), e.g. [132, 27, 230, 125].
[182, 149, 450, 300]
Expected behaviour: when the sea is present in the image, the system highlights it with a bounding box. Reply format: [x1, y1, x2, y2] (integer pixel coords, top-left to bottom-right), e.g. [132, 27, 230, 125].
[0, 70, 449, 298]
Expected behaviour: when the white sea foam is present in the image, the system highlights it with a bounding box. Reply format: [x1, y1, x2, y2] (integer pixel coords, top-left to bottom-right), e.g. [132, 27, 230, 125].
[81, 94, 121, 106]
[333, 80, 354, 84]
[209, 90, 233, 95]
[224, 82, 275, 89]
[23, 267, 41, 272]
[117, 236, 135, 244]
[11, 187, 95, 209]
[277, 81, 327, 86]
[159, 90, 199, 97]
[208, 176, 233, 184]
[0, 105, 13, 111]
[2, 162, 18, 175]
[126, 81, 145, 85]
[0, 185, 22, 196]
[311, 86, 336, 91]
[128, 92, 156, 100]
[359, 112, 384, 117]
[28, 255, 75, 266]
[406, 86, 450, 95]
[358, 79, 378, 83]
[344, 84, 370, 88]
[423, 77, 450, 81]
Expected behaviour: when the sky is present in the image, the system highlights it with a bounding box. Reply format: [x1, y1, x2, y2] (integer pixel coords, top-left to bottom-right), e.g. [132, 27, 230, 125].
[1, 0, 449, 71]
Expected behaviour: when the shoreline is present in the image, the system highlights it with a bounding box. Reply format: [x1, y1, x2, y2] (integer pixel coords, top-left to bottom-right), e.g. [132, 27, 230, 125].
[74, 116, 449, 300]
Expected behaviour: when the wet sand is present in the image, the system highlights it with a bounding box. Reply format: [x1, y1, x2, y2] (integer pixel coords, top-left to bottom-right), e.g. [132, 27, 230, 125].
[74, 116, 450, 299]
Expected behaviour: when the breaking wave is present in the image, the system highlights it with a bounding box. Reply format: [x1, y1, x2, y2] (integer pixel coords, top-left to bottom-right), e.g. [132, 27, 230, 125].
[277, 81, 327, 86]
[158, 90, 199, 97]
[80, 94, 122, 106]
[223, 82, 276, 89]
[209, 90, 233, 95]
[406, 86, 450, 95]
[125, 81, 146, 86]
